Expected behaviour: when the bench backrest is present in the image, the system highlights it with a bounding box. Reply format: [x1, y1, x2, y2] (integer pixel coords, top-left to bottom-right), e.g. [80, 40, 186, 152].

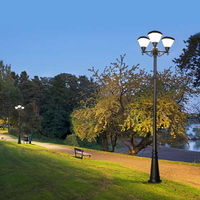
[74, 148, 84, 152]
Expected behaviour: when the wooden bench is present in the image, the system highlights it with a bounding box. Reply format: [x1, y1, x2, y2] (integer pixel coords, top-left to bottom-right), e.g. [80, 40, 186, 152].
[23, 136, 29, 144]
[74, 148, 91, 159]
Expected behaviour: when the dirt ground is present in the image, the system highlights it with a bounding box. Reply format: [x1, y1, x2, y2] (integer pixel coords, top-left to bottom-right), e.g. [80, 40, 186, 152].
[1, 132, 200, 189]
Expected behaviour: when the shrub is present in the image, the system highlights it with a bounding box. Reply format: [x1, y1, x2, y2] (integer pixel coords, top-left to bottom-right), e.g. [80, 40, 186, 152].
[64, 134, 79, 146]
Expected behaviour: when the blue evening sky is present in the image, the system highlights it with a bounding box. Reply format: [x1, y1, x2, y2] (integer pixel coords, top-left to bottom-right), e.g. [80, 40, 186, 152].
[0, 0, 199, 79]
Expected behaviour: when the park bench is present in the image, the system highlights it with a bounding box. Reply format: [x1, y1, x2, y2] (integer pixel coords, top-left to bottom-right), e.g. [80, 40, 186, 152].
[74, 148, 91, 159]
[23, 136, 29, 144]
[23, 135, 32, 144]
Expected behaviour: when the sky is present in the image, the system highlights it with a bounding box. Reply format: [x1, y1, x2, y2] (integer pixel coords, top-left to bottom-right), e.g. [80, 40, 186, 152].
[0, 0, 199, 79]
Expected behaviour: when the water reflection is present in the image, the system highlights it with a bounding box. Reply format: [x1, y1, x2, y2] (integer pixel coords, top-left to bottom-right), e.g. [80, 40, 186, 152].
[166, 140, 200, 152]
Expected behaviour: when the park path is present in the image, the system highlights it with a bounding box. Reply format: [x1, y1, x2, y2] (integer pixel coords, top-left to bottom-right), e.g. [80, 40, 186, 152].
[1, 131, 200, 189]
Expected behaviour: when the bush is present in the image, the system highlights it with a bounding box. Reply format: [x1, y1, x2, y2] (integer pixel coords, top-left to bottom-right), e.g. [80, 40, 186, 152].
[65, 134, 102, 150]
[64, 134, 79, 146]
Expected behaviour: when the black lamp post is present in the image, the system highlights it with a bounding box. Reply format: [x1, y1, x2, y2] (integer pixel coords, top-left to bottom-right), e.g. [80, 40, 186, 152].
[15, 105, 25, 144]
[137, 31, 175, 183]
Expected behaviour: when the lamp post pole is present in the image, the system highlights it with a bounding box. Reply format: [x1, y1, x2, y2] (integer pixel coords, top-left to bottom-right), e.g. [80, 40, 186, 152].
[137, 31, 175, 183]
[18, 109, 21, 144]
[150, 45, 160, 183]
[15, 105, 25, 144]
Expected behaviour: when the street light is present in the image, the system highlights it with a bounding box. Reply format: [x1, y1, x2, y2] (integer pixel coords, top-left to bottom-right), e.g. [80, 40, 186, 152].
[15, 105, 25, 144]
[137, 31, 175, 183]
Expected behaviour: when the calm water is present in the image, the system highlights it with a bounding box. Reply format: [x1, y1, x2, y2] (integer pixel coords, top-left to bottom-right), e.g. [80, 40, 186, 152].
[166, 123, 200, 152]
[166, 140, 200, 152]
[116, 124, 200, 153]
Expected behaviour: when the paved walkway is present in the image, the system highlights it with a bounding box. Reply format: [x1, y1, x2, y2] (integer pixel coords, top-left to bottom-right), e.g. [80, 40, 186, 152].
[1, 132, 200, 189]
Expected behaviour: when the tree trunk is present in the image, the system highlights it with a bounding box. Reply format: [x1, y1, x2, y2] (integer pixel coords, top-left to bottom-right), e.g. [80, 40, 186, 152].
[129, 132, 152, 155]
[130, 133, 137, 154]
[110, 133, 117, 152]
[3, 117, 7, 130]
[102, 131, 109, 151]
[8, 117, 11, 134]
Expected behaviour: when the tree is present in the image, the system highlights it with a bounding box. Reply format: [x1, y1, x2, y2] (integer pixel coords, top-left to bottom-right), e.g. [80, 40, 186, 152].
[173, 33, 200, 87]
[39, 75, 65, 138]
[77, 75, 96, 102]
[0, 61, 22, 133]
[41, 73, 95, 139]
[22, 101, 43, 137]
[72, 55, 197, 154]
[193, 127, 200, 137]
[71, 96, 121, 151]
[17, 73, 45, 136]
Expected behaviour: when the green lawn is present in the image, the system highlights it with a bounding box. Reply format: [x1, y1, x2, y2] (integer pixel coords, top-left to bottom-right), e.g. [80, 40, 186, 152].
[0, 141, 199, 200]
[3, 132, 18, 139]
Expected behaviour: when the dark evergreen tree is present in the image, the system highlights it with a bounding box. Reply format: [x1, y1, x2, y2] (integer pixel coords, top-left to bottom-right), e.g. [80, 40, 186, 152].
[173, 33, 200, 87]
[18, 72, 45, 136]
[77, 75, 95, 102]
[41, 74, 74, 138]
[40, 73, 95, 139]
[11, 71, 19, 86]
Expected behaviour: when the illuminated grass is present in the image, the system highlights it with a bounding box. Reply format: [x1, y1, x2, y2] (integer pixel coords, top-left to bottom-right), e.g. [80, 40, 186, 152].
[0, 141, 199, 200]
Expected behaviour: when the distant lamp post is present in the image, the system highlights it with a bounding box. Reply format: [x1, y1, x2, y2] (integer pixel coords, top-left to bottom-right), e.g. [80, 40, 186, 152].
[137, 31, 175, 183]
[15, 105, 25, 144]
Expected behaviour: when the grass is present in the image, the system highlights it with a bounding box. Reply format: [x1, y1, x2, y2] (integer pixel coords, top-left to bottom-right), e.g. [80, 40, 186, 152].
[32, 134, 103, 150]
[0, 141, 200, 200]
[2, 130, 200, 167]
[4, 132, 18, 139]
[32, 134, 65, 145]
[6, 129, 103, 150]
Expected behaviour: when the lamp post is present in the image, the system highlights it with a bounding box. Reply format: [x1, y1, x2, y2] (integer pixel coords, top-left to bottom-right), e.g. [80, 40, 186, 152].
[137, 31, 175, 183]
[15, 105, 25, 144]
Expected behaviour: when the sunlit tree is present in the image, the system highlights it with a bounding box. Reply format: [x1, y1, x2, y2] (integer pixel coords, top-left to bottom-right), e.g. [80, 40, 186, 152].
[72, 55, 197, 154]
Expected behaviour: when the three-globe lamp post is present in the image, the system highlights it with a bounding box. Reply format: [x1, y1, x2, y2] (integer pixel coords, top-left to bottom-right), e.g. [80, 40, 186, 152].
[137, 31, 175, 183]
[15, 105, 25, 144]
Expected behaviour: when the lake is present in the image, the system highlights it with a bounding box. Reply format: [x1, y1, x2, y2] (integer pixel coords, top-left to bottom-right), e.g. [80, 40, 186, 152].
[166, 123, 200, 152]
[166, 140, 200, 152]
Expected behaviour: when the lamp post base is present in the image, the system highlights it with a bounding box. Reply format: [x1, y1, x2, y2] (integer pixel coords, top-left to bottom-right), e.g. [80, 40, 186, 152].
[148, 179, 162, 183]
[148, 151, 161, 183]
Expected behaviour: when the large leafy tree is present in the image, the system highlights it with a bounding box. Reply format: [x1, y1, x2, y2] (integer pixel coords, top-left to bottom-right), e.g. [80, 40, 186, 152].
[72, 55, 142, 151]
[123, 68, 195, 154]
[72, 55, 197, 154]
[173, 33, 200, 87]
[0, 61, 22, 133]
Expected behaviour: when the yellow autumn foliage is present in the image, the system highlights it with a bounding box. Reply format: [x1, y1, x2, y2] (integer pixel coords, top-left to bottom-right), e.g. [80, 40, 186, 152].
[71, 56, 198, 145]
